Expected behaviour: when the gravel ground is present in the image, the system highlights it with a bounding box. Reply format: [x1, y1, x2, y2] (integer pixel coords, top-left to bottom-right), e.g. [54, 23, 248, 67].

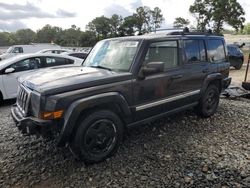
[0, 98, 249, 188]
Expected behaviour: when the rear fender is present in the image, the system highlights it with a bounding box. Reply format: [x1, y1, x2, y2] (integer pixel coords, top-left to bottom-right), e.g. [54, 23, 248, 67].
[201, 73, 222, 95]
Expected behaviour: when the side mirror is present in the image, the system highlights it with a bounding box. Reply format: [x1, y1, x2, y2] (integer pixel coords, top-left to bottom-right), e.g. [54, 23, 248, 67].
[140, 62, 165, 78]
[5, 67, 15, 74]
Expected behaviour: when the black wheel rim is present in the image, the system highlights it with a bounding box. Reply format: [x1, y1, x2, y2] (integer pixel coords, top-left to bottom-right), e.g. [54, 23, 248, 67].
[84, 119, 117, 156]
[204, 89, 218, 113]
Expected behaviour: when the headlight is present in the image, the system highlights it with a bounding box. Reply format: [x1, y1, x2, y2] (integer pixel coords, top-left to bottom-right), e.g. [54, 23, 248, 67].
[30, 91, 41, 117]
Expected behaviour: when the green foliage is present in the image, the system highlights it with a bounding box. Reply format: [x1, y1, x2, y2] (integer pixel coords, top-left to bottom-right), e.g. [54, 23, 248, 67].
[0, 32, 16, 46]
[151, 7, 165, 32]
[15, 29, 36, 44]
[242, 23, 250, 34]
[173, 17, 190, 28]
[86, 16, 111, 39]
[189, 0, 245, 33]
[0, 6, 164, 47]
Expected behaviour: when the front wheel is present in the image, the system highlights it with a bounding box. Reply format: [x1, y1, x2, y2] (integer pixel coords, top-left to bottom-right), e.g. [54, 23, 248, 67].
[69, 110, 124, 163]
[196, 85, 220, 118]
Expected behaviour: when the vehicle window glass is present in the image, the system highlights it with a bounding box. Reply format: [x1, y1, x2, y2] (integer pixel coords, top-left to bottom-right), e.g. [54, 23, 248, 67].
[227, 46, 233, 54]
[13, 47, 23, 53]
[183, 40, 206, 63]
[45, 57, 73, 67]
[144, 41, 178, 70]
[207, 39, 226, 62]
[84, 40, 139, 71]
[9, 58, 41, 72]
[199, 40, 206, 61]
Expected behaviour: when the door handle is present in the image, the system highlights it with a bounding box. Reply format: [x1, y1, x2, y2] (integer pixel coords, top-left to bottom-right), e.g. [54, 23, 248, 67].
[202, 68, 209, 73]
[171, 74, 183, 79]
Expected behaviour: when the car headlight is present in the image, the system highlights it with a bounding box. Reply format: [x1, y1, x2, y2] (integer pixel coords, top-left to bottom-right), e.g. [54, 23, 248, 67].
[30, 91, 41, 117]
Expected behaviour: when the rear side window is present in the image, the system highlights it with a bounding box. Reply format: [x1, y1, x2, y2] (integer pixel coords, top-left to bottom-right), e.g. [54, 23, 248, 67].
[144, 41, 178, 70]
[183, 39, 206, 63]
[45, 57, 74, 67]
[207, 39, 226, 62]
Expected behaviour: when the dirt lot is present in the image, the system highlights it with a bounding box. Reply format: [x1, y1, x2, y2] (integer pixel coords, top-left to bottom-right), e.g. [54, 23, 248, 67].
[230, 66, 249, 86]
[0, 69, 249, 188]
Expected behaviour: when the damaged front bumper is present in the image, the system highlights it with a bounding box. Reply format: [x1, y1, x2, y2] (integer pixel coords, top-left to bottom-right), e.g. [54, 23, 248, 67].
[11, 104, 53, 137]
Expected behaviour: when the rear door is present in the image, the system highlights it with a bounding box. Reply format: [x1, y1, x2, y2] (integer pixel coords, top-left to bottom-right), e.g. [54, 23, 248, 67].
[182, 38, 210, 91]
[207, 38, 228, 77]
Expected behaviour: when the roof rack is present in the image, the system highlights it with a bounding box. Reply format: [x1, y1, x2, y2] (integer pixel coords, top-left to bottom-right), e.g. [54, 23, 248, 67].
[167, 27, 223, 36]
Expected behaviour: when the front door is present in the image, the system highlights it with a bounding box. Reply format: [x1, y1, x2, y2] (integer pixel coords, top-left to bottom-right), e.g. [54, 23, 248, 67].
[133, 40, 190, 121]
[2, 57, 42, 99]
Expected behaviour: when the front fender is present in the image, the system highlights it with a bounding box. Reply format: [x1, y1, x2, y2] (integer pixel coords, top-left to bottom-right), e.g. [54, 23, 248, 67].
[57, 92, 131, 146]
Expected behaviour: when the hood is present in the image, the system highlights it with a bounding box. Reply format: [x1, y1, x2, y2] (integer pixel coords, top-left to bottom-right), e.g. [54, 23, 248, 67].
[20, 66, 132, 95]
[0, 53, 15, 60]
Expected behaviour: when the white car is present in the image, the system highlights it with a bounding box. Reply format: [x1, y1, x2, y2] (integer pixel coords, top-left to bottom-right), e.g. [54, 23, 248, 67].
[0, 43, 61, 61]
[0, 53, 83, 101]
[37, 49, 72, 54]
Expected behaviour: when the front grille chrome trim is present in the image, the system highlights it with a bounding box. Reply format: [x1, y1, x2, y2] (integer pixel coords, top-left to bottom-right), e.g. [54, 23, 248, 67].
[16, 85, 31, 117]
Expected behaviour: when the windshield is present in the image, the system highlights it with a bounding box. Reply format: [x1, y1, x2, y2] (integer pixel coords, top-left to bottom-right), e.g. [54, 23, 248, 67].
[84, 40, 139, 72]
[6, 47, 14, 53]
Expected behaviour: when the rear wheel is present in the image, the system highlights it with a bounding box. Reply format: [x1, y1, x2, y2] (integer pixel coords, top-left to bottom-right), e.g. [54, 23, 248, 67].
[196, 85, 220, 118]
[234, 59, 243, 70]
[69, 110, 124, 163]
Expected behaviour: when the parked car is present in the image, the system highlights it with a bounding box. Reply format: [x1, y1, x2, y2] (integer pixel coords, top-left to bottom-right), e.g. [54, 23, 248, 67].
[37, 49, 72, 54]
[0, 43, 61, 61]
[0, 53, 83, 100]
[63, 52, 89, 59]
[227, 44, 244, 70]
[11, 29, 231, 163]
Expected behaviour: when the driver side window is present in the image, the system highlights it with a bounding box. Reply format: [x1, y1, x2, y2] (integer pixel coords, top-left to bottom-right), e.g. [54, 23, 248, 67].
[144, 41, 178, 71]
[9, 58, 41, 73]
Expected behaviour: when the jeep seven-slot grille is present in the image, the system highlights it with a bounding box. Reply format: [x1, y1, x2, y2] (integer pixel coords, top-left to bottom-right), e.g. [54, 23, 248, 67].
[17, 85, 31, 116]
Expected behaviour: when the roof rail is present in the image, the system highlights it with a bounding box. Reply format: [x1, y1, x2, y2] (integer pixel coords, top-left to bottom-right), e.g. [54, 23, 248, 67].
[167, 27, 223, 36]
[154, 28, 185, 32]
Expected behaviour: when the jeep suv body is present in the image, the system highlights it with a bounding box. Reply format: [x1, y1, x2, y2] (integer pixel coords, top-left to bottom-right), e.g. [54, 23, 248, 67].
[11, 30, 231, 163]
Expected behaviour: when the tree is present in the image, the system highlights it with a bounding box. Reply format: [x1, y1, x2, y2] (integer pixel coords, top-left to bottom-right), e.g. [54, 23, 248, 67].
[62, 25, 82, 46]
[133, 6, 152, 34]
[189, 0, 213, 31]
[173, 17, 190, 28]
[79, 31, 97, 47]
[119, 15, 137, 36]
[15, 29, 36, 44]
[0, 32, 17, 46]
[243, 23, 250, 34]
[109, 14, 123, 37]
[151, 7, 164, 32]
[189, 0, 245, 33]
[36, 25, 62, 43]
[86, 16, 111, 39]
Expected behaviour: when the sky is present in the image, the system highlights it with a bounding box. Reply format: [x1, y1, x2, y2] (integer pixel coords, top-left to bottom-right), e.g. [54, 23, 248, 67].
[0, 0, 250, 32]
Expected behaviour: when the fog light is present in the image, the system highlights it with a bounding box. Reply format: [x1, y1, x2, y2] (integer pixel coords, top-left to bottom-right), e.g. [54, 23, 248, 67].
[40, 110, 64, 120]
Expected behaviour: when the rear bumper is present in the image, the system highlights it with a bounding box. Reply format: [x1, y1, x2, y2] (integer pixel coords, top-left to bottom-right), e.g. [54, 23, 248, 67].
[11, 104, 53, 137]
[222, 77, 231, 90]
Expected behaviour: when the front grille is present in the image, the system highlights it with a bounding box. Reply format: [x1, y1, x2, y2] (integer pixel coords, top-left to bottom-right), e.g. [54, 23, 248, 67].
[17, 85, 31, 116]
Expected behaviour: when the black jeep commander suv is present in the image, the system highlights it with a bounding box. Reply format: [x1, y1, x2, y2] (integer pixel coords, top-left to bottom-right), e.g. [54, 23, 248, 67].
[11, 29, 231, 163]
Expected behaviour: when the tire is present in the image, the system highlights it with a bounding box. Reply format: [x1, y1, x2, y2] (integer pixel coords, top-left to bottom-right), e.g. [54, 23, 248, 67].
[196, 85, 220, 118]
[69, 110, 124, 164]
[234, 59, 243, 70]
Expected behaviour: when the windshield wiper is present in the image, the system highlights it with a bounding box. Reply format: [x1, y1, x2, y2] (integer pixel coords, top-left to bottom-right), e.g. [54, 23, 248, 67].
[90, 65, 112, 71]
